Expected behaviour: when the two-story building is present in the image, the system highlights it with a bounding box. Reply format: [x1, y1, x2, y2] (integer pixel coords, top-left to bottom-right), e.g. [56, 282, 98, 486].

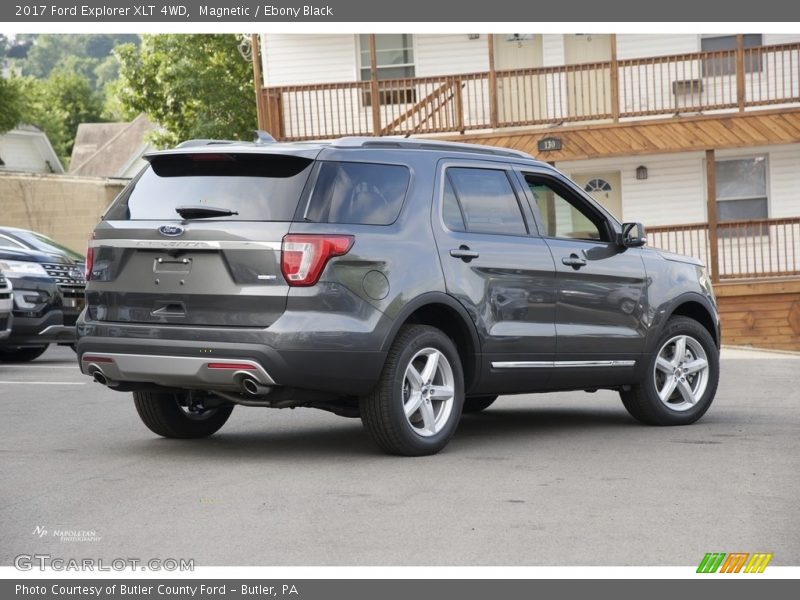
[252, 33, 800, 350]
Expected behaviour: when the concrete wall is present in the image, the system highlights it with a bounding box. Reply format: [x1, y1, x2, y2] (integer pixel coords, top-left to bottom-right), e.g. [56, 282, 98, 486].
[0, 173, 124, 254]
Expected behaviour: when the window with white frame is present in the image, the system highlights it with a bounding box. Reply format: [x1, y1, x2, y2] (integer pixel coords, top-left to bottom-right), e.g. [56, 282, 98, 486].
[715, 156, 768, 226]
[358, 34, 416, 105]
[701, 34, 763, 76]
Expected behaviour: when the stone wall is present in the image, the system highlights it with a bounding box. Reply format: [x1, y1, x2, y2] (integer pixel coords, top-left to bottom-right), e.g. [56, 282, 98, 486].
[0, 173, 125, 254]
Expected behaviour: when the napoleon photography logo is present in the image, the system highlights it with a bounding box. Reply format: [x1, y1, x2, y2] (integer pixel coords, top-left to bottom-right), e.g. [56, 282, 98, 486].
[32, 525, 101, 543]
[697, 552, 773, 573]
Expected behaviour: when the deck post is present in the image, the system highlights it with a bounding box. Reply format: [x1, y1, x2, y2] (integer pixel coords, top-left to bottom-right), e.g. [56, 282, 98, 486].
[706, 149, 721, 282]
[610, 34, 620, 122]
[250, 34, 267, 131]
[736, 34, 746, 112]
[487, 34, 499, 129]
[368, 34, 382, 136]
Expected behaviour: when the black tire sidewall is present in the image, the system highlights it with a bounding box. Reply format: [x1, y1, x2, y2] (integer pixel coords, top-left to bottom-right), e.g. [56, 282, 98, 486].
[641, 317, 719, 424]
[387, 328, 464, 453]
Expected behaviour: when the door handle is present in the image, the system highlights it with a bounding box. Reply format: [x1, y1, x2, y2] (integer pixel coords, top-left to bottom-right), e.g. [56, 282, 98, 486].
[450, 245, 479, 262]
[562, 254, 587, 269]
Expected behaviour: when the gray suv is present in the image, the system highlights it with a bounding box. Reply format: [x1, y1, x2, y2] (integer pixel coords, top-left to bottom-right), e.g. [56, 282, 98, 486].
[77, 136, 720, 456]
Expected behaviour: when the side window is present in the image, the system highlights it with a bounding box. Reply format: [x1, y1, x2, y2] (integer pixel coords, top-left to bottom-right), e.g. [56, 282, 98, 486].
[446, 167, 527, 236]
[525, 175, 606, 242]
[442, 176, 466, 231]
[305, 161, 410, 225]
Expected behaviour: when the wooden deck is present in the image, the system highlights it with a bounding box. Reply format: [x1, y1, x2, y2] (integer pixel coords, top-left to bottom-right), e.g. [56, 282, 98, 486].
[716, 278, 800, 351]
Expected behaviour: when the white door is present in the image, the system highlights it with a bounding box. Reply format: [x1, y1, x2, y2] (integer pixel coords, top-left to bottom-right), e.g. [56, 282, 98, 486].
[494, 34, 545, 125]
[571, 172, 623, 221]
[563, 34, 613, 119]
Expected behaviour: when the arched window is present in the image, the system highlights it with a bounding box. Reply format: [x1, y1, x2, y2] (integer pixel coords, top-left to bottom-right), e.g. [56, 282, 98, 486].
[584, 178, 612, 193]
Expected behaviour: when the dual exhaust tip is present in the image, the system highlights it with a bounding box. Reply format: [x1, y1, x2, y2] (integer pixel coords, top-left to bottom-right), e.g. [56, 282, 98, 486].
[91, 367, 268, 397]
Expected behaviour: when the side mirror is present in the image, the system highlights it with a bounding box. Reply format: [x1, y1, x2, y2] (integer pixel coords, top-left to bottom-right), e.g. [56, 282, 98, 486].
[620, 222, 647, 248]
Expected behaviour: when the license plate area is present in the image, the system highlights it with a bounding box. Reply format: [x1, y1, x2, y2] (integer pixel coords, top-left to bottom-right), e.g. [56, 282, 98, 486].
[153, 257, 192, 274]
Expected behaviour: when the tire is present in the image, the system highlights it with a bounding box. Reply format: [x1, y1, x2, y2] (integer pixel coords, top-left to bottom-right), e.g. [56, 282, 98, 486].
[463, 395, 498, 414]
[133, 391, 233, 439]
[621, 316, 719, 425]
[360, 324, 464, 456]
[0, 345, 49, 362]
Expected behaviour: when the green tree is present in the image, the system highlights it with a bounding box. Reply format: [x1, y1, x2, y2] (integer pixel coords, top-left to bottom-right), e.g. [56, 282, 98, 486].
[0, 77, 23, 133]
[116, 34, 257, 148]
[18, 69, 104, 166]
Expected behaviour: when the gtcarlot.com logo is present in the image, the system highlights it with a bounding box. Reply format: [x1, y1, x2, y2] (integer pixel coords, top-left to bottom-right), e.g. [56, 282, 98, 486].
[697, 552, 773, 573]
[14, 554, 194, 572]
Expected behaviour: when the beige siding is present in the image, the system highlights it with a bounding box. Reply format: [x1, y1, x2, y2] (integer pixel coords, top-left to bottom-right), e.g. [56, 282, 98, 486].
[0, 135, 52, 173]
[261, 34, 356, 86]
[556, 153, 707, 226]
[415, 34, 489, 76]
[616, 35, 699, 59]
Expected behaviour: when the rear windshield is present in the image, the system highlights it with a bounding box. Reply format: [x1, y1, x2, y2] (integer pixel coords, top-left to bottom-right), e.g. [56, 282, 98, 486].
[105, 153, 314, 221]
[303, 161, 410, 225]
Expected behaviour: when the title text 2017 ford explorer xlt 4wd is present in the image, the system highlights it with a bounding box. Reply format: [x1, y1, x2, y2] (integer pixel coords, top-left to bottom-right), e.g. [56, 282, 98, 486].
[77, 136, 720, 456]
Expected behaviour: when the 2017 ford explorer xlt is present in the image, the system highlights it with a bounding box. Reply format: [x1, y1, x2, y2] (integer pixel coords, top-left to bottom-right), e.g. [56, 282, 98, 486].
[76, 135, 720, 456]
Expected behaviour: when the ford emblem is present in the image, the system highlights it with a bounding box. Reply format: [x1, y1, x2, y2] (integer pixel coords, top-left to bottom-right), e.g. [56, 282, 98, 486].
[158, 225, 185, 237]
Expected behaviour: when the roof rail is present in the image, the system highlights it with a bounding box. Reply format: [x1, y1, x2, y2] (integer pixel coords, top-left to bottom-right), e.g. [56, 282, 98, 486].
[330, 137, 533, 160]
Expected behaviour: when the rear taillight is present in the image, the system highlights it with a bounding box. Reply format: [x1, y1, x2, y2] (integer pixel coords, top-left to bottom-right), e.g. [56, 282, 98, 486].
[85, 233, 95, 281]
[281, 234, 354, 287]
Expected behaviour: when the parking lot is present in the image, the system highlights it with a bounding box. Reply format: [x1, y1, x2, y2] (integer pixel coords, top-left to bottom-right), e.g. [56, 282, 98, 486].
[1, 345, 798, 566]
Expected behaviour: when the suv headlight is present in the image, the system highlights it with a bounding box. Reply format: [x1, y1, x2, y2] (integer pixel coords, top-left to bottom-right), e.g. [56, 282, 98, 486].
[0, 260, 48, 277]
[698, 266, 715, 300]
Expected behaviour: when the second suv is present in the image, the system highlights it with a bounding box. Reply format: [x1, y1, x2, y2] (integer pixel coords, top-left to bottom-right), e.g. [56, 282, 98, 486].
[77, 136, 720, 455]
[0, 246, 86, 361]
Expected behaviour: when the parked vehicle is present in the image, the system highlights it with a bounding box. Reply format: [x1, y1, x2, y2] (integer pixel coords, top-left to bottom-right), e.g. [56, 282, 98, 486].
[0, 247, 86, 361]
[77, 135, 720, 455]
[0, 226, 85, 272]
[0, 270, 12, 340]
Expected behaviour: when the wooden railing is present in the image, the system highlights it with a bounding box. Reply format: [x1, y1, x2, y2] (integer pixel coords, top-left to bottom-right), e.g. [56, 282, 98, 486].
[260, 41, 800, 141]
[647, 217, 800, 280]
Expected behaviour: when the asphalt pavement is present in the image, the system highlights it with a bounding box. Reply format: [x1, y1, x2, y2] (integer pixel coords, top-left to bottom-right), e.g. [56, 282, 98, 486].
[1, 345, 798, 566]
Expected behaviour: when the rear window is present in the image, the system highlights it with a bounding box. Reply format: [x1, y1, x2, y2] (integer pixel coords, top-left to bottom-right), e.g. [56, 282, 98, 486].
[303, 161, 410, 225]
[105, 153, 314, 221]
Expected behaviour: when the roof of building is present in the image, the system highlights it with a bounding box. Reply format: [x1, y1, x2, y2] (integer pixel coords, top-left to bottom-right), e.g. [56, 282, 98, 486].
[0, 125, 64, 174]
[69, 113, 155, 178]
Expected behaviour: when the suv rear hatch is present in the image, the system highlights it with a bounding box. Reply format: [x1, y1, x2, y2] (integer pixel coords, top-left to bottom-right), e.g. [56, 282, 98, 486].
[87, 148, 318, 328]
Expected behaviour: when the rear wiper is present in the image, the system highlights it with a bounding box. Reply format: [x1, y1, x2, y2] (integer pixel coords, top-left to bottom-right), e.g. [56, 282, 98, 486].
[175, 205, 238, 219]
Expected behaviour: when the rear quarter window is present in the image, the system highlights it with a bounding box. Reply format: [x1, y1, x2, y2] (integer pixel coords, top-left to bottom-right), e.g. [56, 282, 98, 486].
[104, 153, 314, 221]
[303, 161, 410, 225]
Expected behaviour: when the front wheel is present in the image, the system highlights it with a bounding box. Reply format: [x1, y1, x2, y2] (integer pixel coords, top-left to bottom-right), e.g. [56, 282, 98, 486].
[621, 316, 719, 425]
[360, 325, 464, 456]
[133, 391, 233, 438]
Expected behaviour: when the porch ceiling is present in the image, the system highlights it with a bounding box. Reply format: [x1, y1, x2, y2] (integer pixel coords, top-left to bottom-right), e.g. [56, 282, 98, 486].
[446, 107, 800, 161]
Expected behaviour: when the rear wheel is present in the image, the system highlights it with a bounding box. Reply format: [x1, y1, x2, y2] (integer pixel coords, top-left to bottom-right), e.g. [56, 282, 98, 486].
[360, 325, 463, 456]
[620, 316, 718, 425]
[0, 345, 49, 362]
[133, 391, 233, 438]
[463, 395, 498, 414]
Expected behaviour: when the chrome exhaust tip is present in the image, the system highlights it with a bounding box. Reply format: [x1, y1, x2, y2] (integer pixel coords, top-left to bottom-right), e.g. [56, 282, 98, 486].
[92, 371, 108, 386]
[241, 376, 269, 396]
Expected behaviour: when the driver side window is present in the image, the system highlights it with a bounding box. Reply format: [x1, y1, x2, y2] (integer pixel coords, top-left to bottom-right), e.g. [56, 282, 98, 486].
[524, 175, 606, 242]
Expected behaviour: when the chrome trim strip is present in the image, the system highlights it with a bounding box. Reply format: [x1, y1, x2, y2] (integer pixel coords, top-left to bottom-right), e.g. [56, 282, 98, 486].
[89, 239, 282, 251]
[492, 360, 636, 369]
[491, 361, 552, 369]
[80, 352, 276, 388]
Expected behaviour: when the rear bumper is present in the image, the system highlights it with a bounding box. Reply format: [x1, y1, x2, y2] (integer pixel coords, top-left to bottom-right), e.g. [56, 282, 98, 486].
[81, 352, 275, 391]
[75, 334, 386, 396]
[2, 311, 78, 346]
